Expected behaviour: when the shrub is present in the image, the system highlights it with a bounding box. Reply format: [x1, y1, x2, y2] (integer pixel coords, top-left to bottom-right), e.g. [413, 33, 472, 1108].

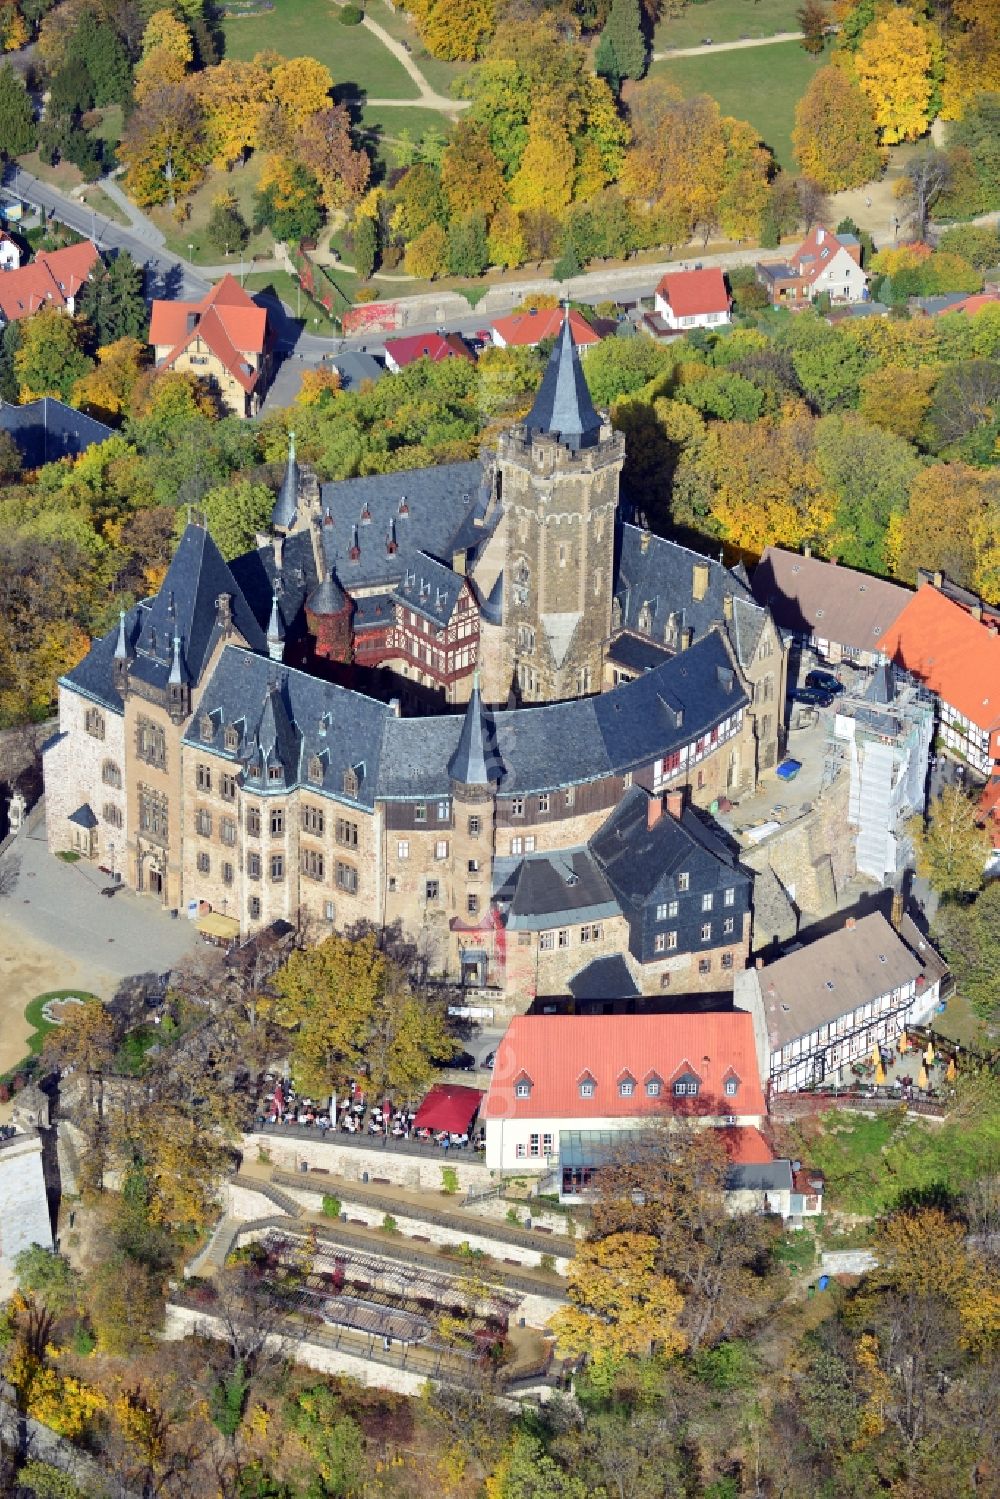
[381, 1214, 398, 1234]
[441, 1165, 459, 1195]
[505, 1206, 520, 1225]
[539, 1253, 556, 1274]
[339, 3, 363, 20]
[321, 1194, 342, 1219]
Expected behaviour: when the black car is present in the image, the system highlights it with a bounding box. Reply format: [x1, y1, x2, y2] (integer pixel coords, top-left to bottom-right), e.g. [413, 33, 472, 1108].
[790, 685, 834, 708]
[806, 669, 843, 695]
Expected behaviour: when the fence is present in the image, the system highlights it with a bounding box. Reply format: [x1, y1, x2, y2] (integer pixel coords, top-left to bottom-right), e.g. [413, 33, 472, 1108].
[770, 1089, 947, 1120]
[249, 1119, 489, 1169]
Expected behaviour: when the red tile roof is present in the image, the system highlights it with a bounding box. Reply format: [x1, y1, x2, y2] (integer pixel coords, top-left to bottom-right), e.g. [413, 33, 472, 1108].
[481, 1012, 765, 1123]
[0, 239, 99, 322]
[148, 274, 268, 391]
[491, 307, 600, 348]
[879, 584, 1000, 732]
[654, 267, 729, 317]
[790, 224, 859, 285]
[935, 290, 1000, 318]
[720, 1126, 774, 1165]
[383, 331, 473, 368]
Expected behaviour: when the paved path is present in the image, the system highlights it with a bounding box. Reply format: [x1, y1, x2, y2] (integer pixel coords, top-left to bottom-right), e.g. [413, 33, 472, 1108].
[359, 14, 470, 114]
[95, 173, 165, 248]
[654, 29, 808, 59]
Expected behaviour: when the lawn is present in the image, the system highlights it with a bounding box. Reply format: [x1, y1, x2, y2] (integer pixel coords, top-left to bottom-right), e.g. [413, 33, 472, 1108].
[148, 157, 276, 266]
[650, 39, 828, 171]
[361, 104, 453, 169]
[221, 0, 418, 100]
[654, 0, 802, 51]
[243, 269, 360, 332]
[370, 3, 472, 99]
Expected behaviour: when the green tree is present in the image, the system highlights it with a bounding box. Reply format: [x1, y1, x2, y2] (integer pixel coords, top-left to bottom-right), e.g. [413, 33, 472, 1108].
[0, 62, 37, 158]
[934, 883, 1000, 1022]
[74, 11, 132, 109]
[447, 212, 489, 278]
[814, 416, 922, 574]
[286, 1384, 365, 1495]
[553, 236, 583, 282]
[201, 479, 274, 560]
[253, 159, 323, 242]
[912, 785, 991, 897]
[937, 224, 1000, 270]
[352, 214, 377, 281]
[205, 194, 250, 256]
[78, 253, 147, 348]
[599, 0, 647, 86]
[14, 309, 93, 402]
[489, 1431, 589, 1499]
[14, 1246, 79, 1317]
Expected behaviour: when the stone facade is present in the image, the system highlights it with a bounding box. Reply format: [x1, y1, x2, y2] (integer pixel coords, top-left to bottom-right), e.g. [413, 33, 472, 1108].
[45, 685, 127, 868]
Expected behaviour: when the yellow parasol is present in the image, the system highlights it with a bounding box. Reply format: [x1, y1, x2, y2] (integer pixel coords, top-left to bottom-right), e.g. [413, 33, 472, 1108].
[924, 1041, 935, 1066]
[946, 1057, 957, 1082]
[874, 1061, 886, 1086]
[871, 1041, 881, 1067]
[917, 1064, 929, 1089]
[897, 1030, 908, 1053]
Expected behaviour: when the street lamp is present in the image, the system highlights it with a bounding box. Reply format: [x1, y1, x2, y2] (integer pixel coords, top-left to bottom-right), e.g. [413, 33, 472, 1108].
[188, 242, 194, 267]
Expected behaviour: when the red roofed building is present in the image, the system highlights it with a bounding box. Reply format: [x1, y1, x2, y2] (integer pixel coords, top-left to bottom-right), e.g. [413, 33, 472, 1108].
[757, 224, 867, 306]
[490, 306, 601, 351]
[482, 1011, 765, 1171]
[879, 580, 1000, 777]
[933, 289, 1000, 318]
[0, 239, 99, 326]
[653, 267, 731, 331]
[383, 331, 473, 373]
[148, 273, 273, 417]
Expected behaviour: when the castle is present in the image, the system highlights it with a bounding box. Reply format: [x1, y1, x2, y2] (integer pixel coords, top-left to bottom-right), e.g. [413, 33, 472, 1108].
[45, 318, 788, 1011]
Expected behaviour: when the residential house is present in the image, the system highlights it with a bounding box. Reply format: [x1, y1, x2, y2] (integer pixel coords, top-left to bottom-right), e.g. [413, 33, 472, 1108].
[489, 306, 601, 352]
[148, 273, 273, 418]
[831, 662, 935, 882]
[734, 910, 947, 1094]
[653, 267, 731, 331]
[752, 546, 911, 668]
[0, 229, 21, 270]
[0, 397, 113, 468]
[0, 239, 99, 325]
[383, 331, 473, 373]
[757, 225, 867, 307]
[480, 1011, 766, 1172]
[879, 579, 1000, 778]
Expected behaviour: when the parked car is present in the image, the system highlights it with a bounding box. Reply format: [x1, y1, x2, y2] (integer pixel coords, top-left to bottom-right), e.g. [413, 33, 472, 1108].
[483, 1050, 497, 1070]
[790, 685, 834, 708]
[806, 669, 843, 695]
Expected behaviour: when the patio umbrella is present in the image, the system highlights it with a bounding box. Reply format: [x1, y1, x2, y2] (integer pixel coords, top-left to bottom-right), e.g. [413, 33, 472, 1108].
[917, 1064, 929, 1089]
[897, 1029, 909, 1052]
[871, 1041, 880, 1067]
[874, 1061, 886, 1086]
[924, 1041, 935, 1066]
[946, 1057, 957, 1082]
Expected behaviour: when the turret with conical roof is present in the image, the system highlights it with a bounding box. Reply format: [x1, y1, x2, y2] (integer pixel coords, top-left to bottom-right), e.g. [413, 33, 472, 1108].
[448, 671, 503, 788]
[305, 563, 353, 664]
[524, 308, 603, 451]
[266, 587, 285, 662]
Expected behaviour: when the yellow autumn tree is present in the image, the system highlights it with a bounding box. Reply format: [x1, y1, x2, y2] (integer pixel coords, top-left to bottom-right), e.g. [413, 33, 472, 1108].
[859, 365, 938, 441]
[940, 0, 1000, 120]
[296, 366, 342, 405]
[508, 110, 575, 217]
[487, 203, 526, 270]
[134, 9, 193, 103]
[854, 12, 936, 143]
[403, 221, 448, 279]
[271, 56, 334, 133]
[197, 57, 272, 168]
[550, 1231, 687, 1369]
[71, 337, 146, 421]
[793, 64, 883, 189]
[409, 0, 495, 60]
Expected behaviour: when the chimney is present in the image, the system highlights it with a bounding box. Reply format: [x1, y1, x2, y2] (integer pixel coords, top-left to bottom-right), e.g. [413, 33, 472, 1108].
[891, 890, 903, 929]
[692, 561, 710, 602]
[722, 593, 733, 622]
[817, 227, 825, 244]
[647, 794, 664, 830]
[640, 530, 651, 555]
[388, 697, 401, 718]
[215, 592, 233, 634]
[665, 788, 684, 820]
[845, 916, 856, 930]
[933, 570, 943, 590]
[971, 601, 983, 622]
[755, 956, 765, 970]
[680, 626, 694, 651]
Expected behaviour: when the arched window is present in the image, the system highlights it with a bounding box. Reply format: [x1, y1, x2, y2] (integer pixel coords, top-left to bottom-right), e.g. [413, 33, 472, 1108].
[101, 760, 121, 788]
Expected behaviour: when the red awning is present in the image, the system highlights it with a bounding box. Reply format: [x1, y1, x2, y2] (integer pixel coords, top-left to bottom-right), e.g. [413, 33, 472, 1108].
[412, 1084, 483, 1134]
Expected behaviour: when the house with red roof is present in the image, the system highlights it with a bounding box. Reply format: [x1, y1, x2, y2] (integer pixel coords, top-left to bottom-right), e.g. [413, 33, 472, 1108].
[932, 288, 1000, 318]
[757, 225, 867, 307]
[0, 239, 99, 326]
[489, 306, 601, 352]
[383, 330, 473, 373]
[653, 267, 731, 331]
[481, 1011, 765, 1173]
[148, 273, 273, 418]
[878, 579, 1000, 778]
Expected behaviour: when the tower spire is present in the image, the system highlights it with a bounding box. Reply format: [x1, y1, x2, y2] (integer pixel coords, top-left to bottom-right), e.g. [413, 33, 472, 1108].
[524, 305, 602, 451]
[448, 670, 502, 787]
[271, 428, 299, 533]
[266, 587, 285, 661]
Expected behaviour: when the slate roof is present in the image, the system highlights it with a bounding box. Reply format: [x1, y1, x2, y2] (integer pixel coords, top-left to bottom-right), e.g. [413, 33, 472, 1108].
[524, 313, 603, 451]
[306, 569, 348, 616]
[351, 592, 394, 632]
[567, 955, 639, 1001]
[271, 432, 299, 530]
[377, 629, 748, 799]
[615, 524, 755, 653]
[752, 546, 911, 654]
[752, 911, 924, 1051]
[448, 674, 502, 786]
[68, 803, 98, 829]
[0, 397, 113, 468]
[606, 633, 673, 674]
[331, 351, 384, 389]
[497, 847, 620, 930]
[591, 786, 747, 912]
[317, 461, 488, 590]
[394, 550, 466, 625]
[186, 648, 391, 809]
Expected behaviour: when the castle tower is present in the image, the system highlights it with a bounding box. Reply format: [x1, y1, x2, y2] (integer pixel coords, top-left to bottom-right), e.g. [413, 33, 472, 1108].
[497, 312, 624, 703]
[448, 671, 503, 984]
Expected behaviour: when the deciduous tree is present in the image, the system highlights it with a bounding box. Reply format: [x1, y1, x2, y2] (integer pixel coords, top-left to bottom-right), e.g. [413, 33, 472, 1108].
[551, 1230, 686, 1369]
[854, 13, 937, 143]
[15, 308, 93, 402]
[934, 883, 1000, 1022]
[509, 110, 576, 217]
[201, 477, 274, 560]
[295, 104, 370, 211]
[796, 0, 828, 54]
[117, 83, 208, 206]
[890, 462, 996, 589]
[440, 121, 505, 220]
[403, 220, 448, 279]
[793, 65, 882, 190]
[71, 336, 145, 421]
[409, 0, 495, 61]
[271, 56, 333, 133]
[912, 784, 990, 897]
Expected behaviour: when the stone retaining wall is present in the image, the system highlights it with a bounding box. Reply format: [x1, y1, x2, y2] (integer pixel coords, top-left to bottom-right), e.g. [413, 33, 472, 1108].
[247, 1131, 485, 1193]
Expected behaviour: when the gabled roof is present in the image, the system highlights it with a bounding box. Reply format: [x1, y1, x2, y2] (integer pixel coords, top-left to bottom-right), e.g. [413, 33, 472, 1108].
[934, 290, 1000, 318]
[567, 954, 639, 1001]
[590, 785, 747, 910]
[752, 546, 911, 654]
[491, 306, 600, 348]
[0, 240, 99, 322]
[498, 847, 619, 930]
[655, 267, 729, 317]
[788, 224, 862, 285]
[149, 274, 268, 391]
[525, 311, 604, 451]
[481, 1012, 765, 1122]
[614, 523, 754, 650]
[0, 397, 113, 468]
[36, 240, 100, 298]
[879, 582, 1000, 731]
[383, 331, 473, 368]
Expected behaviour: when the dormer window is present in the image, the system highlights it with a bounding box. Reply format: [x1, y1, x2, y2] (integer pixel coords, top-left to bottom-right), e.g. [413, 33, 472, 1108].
[578, 1073, 596, 1099]
[224, 725, 239, 752]
[308, 754, 323, 786]
[268, 764, 283, 782]
[724, 1077, 739, 1097]
[619, 1073, 636, 1098]
[514, 1074, 532, 1099]
[645, 1073, 663, 1098]
[343, 766, 359, 798]
[248, 762, 261, 780]
[200, 714, 213, 743]
[672, 1073, 700, 1097]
